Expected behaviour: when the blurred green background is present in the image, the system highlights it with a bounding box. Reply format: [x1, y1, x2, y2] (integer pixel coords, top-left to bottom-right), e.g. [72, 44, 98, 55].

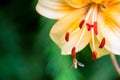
[0, 0, 120, 80]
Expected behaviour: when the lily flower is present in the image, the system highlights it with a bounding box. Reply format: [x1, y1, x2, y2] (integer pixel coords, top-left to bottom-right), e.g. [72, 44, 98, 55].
[36, 0, 120, 64]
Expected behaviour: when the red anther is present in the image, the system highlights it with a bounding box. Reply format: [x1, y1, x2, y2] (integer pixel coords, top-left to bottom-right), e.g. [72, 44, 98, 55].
[86, 23, 93, 31]
[79, 19, 85, 29]
[65, 32, 70, 42]
[92, 51, 97, 61]
[71, 47, 76, 59]
[93, 22, 98, 35]
[99, 37, 106, 48]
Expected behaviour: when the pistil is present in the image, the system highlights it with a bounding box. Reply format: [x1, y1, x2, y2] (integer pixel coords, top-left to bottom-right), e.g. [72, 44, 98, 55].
[91, 5, 98, 61]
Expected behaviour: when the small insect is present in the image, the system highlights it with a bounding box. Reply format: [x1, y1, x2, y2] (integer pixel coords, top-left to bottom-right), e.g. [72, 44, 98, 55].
[71, 47, 85, 69]
[72, 58, 85, 69]
[77, 60, 85, 67]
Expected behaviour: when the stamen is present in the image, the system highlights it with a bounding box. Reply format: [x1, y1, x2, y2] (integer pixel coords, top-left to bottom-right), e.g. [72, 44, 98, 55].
[71, 47, 76, 59]
[79, 19, 85, 29]
[92, 51, 97, 61]
[75, 6, 94, 47]
[73, 59, 77, 69]
[99, 37, 106, 48]
[65, 32, 70, 42]
[86, 23, 93, 31]
[71, 47, 77, 69]
[93, 22, 98, 35]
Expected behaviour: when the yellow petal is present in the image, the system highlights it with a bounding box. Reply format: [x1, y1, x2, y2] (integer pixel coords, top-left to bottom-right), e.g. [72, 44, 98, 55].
[50, 8, 91, 55]
[36, 0, 74, 19]
[97, 12, 120, 55]
[102, 3, 120, 27]
[90, 36, 110, 58]
[101, 3, 120, 39]
[64, 0, 91, 8]
[91, 0, 102, 4]
[102, 0, 120, 9]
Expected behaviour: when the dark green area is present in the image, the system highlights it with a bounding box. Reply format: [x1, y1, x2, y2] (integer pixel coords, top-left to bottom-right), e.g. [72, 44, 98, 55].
[0, 0, 120, 80]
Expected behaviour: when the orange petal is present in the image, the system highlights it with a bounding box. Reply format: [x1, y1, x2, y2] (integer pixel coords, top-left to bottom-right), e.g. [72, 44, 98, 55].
[64, 0, 91, 8]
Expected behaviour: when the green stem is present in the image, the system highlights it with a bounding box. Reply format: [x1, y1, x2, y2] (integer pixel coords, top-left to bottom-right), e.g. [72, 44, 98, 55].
[110, 54, 120, 76]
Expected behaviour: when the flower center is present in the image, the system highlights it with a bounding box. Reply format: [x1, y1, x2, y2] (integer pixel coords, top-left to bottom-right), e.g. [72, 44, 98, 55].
[91, 0, 103, 4]
[64, 5, 106, 61]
